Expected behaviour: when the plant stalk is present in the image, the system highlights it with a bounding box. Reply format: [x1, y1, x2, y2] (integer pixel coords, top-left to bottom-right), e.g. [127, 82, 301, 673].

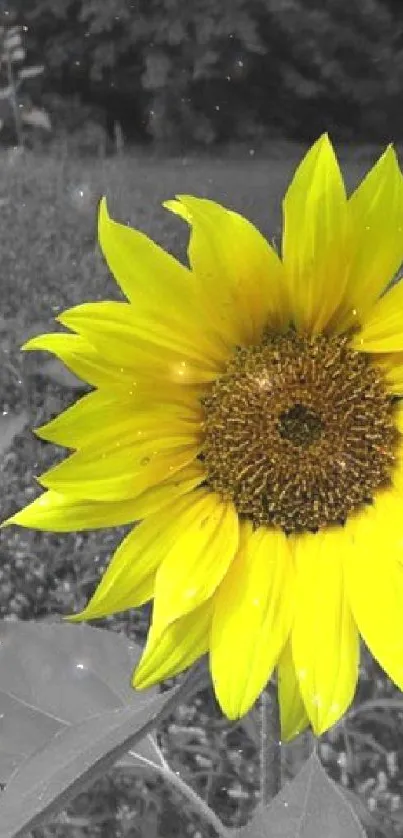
[260, 684, 282, 805]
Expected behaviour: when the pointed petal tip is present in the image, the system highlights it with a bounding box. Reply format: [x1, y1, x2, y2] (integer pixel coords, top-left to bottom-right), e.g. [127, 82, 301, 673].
[378, 142, 399, 168]
[98, 195, 108, 218]
[20, 336, 43, 352]
[62, 611, 87, 624]
[98, 196, 112, 239]
[163, 196, 192, 223]
[132, 667, 155, 691]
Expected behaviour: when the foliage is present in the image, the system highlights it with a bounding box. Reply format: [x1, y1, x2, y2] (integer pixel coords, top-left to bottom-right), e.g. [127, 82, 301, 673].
[0, 20, 50, 145]
[8, 0, 403, 148]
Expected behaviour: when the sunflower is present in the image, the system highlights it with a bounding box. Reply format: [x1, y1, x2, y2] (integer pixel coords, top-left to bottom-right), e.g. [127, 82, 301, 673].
[4, 134, 403, 739]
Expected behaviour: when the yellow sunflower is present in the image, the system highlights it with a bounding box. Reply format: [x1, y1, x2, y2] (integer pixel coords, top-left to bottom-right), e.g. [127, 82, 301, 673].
[4, 133, 403, 739]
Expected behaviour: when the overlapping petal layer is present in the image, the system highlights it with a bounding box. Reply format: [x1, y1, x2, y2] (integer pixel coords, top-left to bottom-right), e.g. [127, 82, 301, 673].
[210, 523, 294, 719]
[151, 491, 239, 635]
[2, 463, 206, 531]
[67, 492, 224, 621]
[165, 195, 288, 345]
[291, 527, 359, 734]
[134, 600, 212, 688]
[277, 640, 310, 742]
[281, 134, 349, 334]
[335, 146, 403, 332]
[345, 490, 403, 691]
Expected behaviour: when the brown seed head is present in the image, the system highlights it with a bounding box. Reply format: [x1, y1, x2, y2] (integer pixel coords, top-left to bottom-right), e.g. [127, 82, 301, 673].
[200, 329, 400, 534]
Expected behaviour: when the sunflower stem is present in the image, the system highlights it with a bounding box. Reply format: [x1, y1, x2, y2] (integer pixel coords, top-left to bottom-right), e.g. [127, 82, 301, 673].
[157, 764, 232, 838]
[259, 684, 281, 806]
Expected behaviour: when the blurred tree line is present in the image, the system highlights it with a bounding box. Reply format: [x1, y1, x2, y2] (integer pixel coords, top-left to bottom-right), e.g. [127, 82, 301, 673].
[5, 0, 403, 149]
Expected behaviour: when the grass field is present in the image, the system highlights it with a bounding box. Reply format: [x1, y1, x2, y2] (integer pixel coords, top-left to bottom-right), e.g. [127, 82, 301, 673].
[1, 143, 403, 837]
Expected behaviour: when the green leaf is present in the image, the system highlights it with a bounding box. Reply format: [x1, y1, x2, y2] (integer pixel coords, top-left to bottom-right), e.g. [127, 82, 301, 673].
[0, 620, 191, 838]
[237, 752, 367, 838]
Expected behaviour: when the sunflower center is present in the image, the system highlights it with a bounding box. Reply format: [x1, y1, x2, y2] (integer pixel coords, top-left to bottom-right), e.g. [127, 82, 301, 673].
[200, 328, 400, 534]
[277, 403, 324, 447]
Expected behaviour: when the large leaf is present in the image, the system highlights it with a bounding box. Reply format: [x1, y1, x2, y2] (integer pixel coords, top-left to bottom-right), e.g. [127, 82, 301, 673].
[237, 751, 366, 838]
[0, 620, 203, 838]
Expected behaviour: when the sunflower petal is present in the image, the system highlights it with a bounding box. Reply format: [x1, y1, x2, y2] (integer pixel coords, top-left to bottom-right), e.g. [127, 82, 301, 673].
[66, 491, 215, 621]
[57, 301, 221, 385]
[35, 387, 201, 449]
[21, 332, 133, 390]
[345, 491, 403, 691]
[281, 133, 349, 334]
[38, 438, 201, 501]
[98, 198, 192, 306]
[292, 527, 359, 735]
[165, 195, 287, 346]
[351, 278, 403, 353]
[58, 300, 227, 372]
[336, 146, 403, 332]
[1, 463, 206, 531]
[277, 639, 310, 742]
[210, 524, 294, 719]
[151, 492, 239, 634]
[373, 351, 403, 396]
[133, 600, 212, 689]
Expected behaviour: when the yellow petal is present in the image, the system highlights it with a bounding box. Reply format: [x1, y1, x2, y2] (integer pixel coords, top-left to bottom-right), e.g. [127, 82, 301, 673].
[391, 443, 403, 496]
[35, 387, 201, 449]
[281, 134, 349, 334]
[292, 526, 359, 735]
[151, 492, 239, 634]
[165, 195, 287, 346]
[335, 146, 403, 332]
[373, 351, 403, 396]
[21, 332, 134, 390]
[345, 490, 403, 690]
[65, 491, 214, 622]
[2, 463, 205, 531]
[350, 278, 403, 353]
[277, 639, 310, 742]
[38, 438, 201, 501]
[99, 199, 230, 363]
[59, 300, 228, 373]
[210, 523, 294, 719]
[98, 197, 192, 307]
[57, 301, 222, 385]
[133, 600, 212, 689]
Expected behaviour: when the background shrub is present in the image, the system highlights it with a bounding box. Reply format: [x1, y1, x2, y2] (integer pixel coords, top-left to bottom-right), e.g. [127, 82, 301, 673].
[6, 0, 403, 148]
